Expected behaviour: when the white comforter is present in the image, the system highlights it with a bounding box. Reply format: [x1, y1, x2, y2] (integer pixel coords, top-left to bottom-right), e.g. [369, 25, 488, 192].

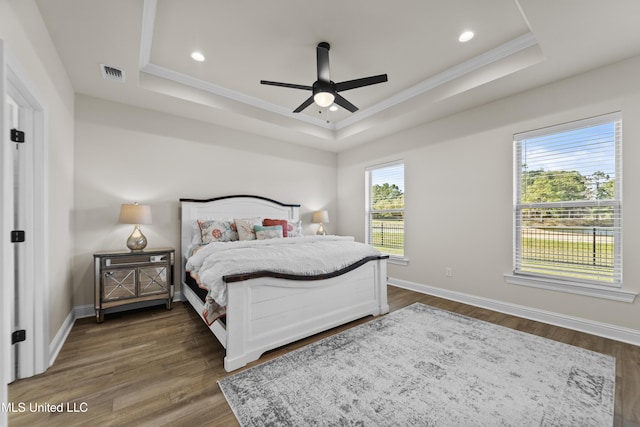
[186, 236, 381, 321]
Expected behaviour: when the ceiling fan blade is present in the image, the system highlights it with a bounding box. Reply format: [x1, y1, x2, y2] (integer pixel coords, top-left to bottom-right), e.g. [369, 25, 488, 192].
[334, 94, 358, 113]
[293, 96, 315, 113]
[316, 42, 331, 82]
[260, 80, 312, 91]
[335, 74, 388, 92]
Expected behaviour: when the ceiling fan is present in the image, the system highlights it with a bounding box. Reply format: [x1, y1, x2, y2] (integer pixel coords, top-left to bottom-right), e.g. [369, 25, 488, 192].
[260, 42, 388, 113]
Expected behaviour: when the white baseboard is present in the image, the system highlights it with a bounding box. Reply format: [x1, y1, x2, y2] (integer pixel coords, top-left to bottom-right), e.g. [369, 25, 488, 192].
[49, 309, 75, 367]
[389, 277, 640, 347]
[74, 304, 94, 319]
[74, 298, 177, 320]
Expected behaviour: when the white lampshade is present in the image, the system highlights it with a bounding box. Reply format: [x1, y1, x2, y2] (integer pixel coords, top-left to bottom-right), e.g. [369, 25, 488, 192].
[313, 91, 335, 108]
[119, 203, 152, 251]
[312, 210, 329, 224]
[119, 203, 152, 225]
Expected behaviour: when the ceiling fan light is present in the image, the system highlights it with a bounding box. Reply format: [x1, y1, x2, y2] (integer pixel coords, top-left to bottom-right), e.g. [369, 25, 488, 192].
[313, 91, 335, 108]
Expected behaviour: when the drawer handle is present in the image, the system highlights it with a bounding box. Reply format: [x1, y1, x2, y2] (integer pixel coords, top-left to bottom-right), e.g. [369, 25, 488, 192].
[104, 272, 114, 277]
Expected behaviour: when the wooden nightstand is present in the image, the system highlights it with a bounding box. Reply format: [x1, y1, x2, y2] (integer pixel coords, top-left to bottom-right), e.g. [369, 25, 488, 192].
[93, 247, 174, 323]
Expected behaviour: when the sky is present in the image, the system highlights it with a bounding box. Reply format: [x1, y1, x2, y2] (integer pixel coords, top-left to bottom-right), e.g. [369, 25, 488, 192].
[521, 122, 616, 178]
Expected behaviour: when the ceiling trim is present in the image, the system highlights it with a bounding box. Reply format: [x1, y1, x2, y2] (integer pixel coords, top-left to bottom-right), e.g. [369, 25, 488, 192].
[140, 62, 333, 129]
[139, 0, 539, 134]
[335, 32, 539, 130]
[139, 0, 156, 69]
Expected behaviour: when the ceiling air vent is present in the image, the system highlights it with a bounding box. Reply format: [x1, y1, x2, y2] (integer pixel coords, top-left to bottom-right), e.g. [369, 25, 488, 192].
[100, 64, 125, 83]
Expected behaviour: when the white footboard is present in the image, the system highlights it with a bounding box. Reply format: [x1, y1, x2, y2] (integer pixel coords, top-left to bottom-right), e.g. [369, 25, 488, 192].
[223, 257, 388, 372]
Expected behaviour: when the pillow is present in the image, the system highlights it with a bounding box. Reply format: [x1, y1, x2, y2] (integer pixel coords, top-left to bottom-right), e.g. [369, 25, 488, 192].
[254, 225, 283, 240]
[197, 219, 238, 244]
[263, 218, 289, 237]
[235, 217, 262, 241]
[191, 221, 203, 245]
[286, 219, 302, 237]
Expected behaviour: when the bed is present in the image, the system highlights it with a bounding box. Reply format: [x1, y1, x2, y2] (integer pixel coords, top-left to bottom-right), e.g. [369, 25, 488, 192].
[179, 195, 389, 372]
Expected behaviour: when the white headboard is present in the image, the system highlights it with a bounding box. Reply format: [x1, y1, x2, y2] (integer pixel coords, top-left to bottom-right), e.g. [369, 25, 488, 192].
[179, 195, 300, 279]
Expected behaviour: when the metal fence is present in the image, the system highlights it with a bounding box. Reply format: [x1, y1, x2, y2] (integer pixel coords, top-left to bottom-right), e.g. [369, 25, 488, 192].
[371, 222, 404, 250]
[520, 226, 614, 268]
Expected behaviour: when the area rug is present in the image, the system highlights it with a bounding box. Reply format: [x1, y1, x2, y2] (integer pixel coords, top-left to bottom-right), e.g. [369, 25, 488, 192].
[218, 303, 615, 426]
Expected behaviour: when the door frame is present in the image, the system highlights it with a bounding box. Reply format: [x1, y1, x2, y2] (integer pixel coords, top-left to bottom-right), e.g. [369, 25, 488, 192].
[1, 38, 11, 425]
[1, 39, 50, 397]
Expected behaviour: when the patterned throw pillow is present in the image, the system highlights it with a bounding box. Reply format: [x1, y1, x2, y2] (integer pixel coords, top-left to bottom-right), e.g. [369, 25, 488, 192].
[287, 219, 302, 237]
[263, 218, 289, 237]
[197, 219, 238, 244]
[254, 225, 284, 240]
[235, 217, 263, 241]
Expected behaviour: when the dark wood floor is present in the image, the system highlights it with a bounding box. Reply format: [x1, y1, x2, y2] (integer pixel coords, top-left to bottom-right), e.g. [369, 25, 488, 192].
[8, 285, 640, 426]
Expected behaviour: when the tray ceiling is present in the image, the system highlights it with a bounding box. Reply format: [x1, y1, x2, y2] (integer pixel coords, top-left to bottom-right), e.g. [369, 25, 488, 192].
[35, 0, 640, 151]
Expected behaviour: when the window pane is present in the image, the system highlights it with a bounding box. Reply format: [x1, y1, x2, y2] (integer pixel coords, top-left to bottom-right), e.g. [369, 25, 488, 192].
[517, 204, 619, 283]
[367, 162, 404, 257]
[371, 164, 404, 206]
[520, 122, 617, 203]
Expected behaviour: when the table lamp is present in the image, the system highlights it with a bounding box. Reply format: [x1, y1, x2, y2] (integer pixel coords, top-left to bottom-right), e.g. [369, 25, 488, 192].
[312, 210, 329, 235]
[119, 203, 152, 251]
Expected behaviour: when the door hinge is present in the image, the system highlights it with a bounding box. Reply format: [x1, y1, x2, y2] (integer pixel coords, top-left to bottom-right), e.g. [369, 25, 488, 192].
[11, 330, 26, 345]
[11, 129, 25, 143]
[11, 230, 25, 243]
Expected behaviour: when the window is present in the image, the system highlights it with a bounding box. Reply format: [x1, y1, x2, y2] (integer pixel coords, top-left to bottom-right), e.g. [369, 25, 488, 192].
[513, 112, 621, 287]
[366, 161, 405, 259]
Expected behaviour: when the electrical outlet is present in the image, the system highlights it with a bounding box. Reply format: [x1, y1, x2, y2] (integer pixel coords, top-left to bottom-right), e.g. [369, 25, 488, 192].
[445, 267, 453, 277]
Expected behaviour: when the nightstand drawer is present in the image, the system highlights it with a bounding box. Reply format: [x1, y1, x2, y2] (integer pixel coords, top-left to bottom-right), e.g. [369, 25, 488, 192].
[102, 268, 137, 301]
[139, 265, 170, 296]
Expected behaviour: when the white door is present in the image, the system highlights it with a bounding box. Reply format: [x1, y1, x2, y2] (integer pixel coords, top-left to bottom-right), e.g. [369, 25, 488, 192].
[2, 44, 49, 386]
[6, 94, 34, 383]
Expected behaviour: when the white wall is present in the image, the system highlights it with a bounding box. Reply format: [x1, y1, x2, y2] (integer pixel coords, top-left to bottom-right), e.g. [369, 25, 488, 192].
[0, 0, 75, 348]
[338, 55, 640, 332]
[73, 94, 337, 307]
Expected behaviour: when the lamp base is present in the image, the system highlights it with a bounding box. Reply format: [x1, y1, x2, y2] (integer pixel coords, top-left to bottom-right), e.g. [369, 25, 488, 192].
[126, 225, 148, 251]
[316, 223, 327, 235]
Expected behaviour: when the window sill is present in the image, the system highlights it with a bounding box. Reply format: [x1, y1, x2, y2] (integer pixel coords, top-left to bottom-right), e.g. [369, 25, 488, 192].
[386, 256, 409, 266]
[504, 274, 637, 303]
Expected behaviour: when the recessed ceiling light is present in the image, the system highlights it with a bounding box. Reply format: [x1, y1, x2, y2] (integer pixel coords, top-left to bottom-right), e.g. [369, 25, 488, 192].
[458, 31, 475, 43]
[191, 51, 205, 62]
[329, 105, 338, 112]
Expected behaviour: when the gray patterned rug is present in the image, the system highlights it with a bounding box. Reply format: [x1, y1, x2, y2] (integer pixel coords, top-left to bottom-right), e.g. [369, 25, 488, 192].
[219, 303, 615, 426]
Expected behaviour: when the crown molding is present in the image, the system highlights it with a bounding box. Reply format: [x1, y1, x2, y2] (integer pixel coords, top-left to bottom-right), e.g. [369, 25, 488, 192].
[335, 32, 539, 130]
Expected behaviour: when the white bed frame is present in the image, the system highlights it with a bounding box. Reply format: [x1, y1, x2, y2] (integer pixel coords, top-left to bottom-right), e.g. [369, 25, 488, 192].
[179, 195, 389, 372]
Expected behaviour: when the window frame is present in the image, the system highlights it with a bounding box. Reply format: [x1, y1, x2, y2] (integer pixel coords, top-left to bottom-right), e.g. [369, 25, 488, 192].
[365, 160, 408, 265]
[505, 112, 636, 302]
